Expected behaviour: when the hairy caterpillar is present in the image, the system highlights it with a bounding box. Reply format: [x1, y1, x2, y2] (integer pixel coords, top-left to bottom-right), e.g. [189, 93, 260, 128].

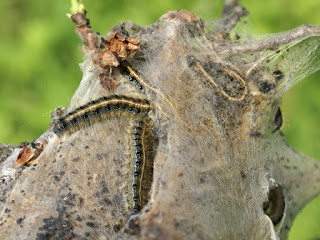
[53, 95, 150, 135]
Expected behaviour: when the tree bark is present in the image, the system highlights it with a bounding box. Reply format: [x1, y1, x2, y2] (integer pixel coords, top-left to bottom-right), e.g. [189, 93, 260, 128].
[1, 1, 320, 239]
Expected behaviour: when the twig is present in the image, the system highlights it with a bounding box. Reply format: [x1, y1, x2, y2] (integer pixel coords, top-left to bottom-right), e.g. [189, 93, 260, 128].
[221, 0, 240, 17]
[218, 0, 248, 34]
[67, 0, 103, 51]
[70, 12, 102, 51]
[218, 24, 320, 57]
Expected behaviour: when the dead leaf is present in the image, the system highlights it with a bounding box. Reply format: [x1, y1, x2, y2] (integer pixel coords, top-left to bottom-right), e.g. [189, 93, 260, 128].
[17, 146, 34, 165]
[100, 32, 140, 68]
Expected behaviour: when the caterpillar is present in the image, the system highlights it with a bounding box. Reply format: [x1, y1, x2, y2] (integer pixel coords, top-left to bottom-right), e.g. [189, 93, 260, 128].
[53, 94, 158, 215]
[53, 95, 150, 135]
[187, 55, 247, 102]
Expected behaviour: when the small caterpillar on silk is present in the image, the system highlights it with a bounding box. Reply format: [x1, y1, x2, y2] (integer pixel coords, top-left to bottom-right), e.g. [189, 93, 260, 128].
[187, 55, 248, 102]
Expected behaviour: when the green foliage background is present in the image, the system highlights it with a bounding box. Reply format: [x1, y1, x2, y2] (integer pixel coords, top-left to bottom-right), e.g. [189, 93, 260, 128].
[0, 0, 319, 239]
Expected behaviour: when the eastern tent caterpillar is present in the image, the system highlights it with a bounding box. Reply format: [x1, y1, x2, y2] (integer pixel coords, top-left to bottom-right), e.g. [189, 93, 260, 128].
[53, 94, 158, 215]
[187, 55, 247, 101]
[120, 63, 177, 115]
[120, 63, 144, 92]
[128, 74, 144, 92]
[129, 120, 158, 213]
[53, 95, 151, 135]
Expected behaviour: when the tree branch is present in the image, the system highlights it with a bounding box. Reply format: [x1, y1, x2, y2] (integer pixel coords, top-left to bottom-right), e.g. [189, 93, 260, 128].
[218, 0, 248, 33]
[218, 24, 320, 57]
[221, 0, 239, 16]
[70, 11, 102, 51]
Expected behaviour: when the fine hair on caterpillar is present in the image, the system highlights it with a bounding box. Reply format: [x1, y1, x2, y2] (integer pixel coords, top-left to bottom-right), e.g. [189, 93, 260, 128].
[53, 95, 151, 135]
